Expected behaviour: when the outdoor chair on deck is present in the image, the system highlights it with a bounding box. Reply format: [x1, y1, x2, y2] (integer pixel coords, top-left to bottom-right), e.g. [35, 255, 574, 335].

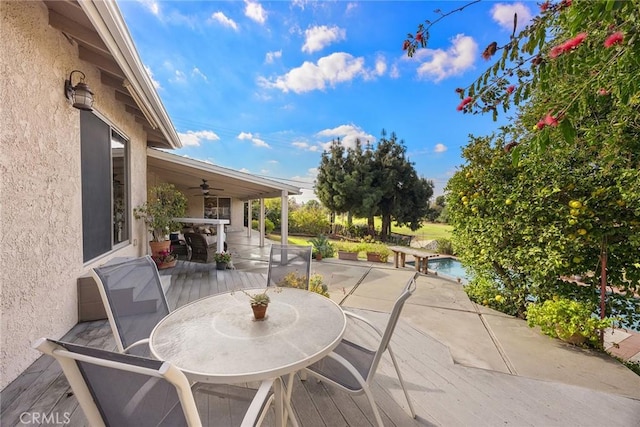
[34, 338, 275, 427]
[302, 272, 419, 427]
[91, 256, 169, 356]
[184, 232, 227, 263]
[266, 244, 313, 289]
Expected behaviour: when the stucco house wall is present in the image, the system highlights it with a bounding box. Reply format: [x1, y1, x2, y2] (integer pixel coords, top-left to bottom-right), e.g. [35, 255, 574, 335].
[0, 1, 148, 389]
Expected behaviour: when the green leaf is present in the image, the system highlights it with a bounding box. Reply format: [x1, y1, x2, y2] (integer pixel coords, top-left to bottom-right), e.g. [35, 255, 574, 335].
[559, 119, 576, 144]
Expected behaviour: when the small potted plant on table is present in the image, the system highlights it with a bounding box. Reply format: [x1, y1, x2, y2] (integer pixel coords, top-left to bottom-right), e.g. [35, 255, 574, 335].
[239, 288, 276, 320]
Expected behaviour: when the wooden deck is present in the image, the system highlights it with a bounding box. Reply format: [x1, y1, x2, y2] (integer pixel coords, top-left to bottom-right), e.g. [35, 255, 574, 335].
[2, 260, 640, 426]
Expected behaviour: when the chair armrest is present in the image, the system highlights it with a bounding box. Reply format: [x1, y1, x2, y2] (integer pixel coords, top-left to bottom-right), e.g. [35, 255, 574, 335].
[241, 379, 274, 427]
[343, 311, 385, 339]
[123, 339, 150, 354]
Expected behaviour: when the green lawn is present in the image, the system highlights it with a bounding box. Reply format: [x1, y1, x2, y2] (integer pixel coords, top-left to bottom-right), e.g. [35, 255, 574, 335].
[340, 217, 452, 241]
[271, 220, 452, 246]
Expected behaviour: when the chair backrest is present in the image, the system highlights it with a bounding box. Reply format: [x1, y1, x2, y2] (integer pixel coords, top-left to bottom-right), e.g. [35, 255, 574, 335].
[91, 256, 170, 354]
[184, 232, 214, 263]
[34, 338, 201, 427]
[266, 244, 313, 289]
[369, 272, 418, 377]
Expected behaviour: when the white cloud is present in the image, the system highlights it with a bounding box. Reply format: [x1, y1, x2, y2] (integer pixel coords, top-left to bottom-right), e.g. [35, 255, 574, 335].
[244, 0, 267, 24]
[237, 132, 271, 148]
[389, 64, 400, 79]
[170, 69, 187, 84]
[192, 67, 208, 82]
[258, 52, 365, 94]
[139, 0, 160, 16]
[265, 50, 282, 64]
[345, 3, 358, 15]
[143, 65, 161, 89]
[434, 143, 448, 153]
[416, 34, 477, 82]
[292, 141, 321, 152]
[210, 11, 238, 30]
[302, 25, 346, 53]
[178, 130, 220, 147]
[491, 3, 533, 32]
[374, 55, 387, 76]
[316, 124, 375, 149]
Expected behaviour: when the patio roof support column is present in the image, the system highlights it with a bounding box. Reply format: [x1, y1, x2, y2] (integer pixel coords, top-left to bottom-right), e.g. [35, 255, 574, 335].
[280, 190, 288, 245]
[259, 198, 265, 247]
[247, 200, 252, 237]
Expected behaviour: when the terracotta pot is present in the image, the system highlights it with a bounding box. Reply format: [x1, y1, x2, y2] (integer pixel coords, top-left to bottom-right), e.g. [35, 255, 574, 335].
[149, 240, 171, 257]
[252, 304, 268, 320]
[338, 251, 358, 261]
[157, 260, 177, 270]
[315, 252, 322, 261]
[366, 252, 384, 263]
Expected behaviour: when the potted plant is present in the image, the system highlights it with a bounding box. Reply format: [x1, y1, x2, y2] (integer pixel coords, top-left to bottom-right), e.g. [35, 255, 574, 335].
[364, 243, 391, 263]
[213, 251, 232, 270]
[308, 235, 334, 261]
[152, 249, 177, 270]
[526, 298, 615, 346]
[334, 241, 361, 261]
[239, 288, 277, 320]
[134, 183, 187, 260]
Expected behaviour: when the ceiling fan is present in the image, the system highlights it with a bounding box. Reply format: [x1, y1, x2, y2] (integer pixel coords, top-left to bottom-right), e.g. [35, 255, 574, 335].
[188, 179, 222, 195]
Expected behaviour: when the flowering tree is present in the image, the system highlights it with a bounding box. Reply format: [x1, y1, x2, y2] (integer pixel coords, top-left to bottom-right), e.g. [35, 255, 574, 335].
[408, 1, 640, 329]
[404, 0, 640, 153]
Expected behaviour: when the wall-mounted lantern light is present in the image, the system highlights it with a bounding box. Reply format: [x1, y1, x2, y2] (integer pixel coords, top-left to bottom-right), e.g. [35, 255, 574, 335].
[64, 70, 94, 111]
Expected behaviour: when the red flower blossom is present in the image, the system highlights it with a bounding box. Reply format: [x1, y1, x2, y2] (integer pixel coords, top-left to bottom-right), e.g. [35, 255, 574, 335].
[604, 32, 624, 48]
[561, 0, 572, 7]
[543, 113, 559, 127]
[549, 33, 587, 58]
[402, 40, 411, 51]
[540, 1, 550, 12]
[506, 85, 515, 94]
[598, 88, 609, 96]
[415, 32, 423, 42]
[456, 96, 473, 111]
[536, 120, 546, 130]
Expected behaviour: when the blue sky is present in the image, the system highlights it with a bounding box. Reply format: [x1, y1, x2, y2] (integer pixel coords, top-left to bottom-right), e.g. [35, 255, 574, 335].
[118, 0, 535, 201]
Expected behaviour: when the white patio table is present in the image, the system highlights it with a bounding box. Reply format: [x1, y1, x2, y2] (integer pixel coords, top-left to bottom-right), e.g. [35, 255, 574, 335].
[149, 287, 347, 426]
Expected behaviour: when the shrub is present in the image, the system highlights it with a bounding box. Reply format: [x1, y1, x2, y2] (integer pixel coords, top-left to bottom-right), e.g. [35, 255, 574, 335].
[465, 276, 519, 316]
[362, 242, 391, 262]
[277, 272, 330, 298]
[308, 235, 335, 258]
[289, 205, 330, 235]
[436, 238, 454, 255]
[333, 240, 364, 254]
[526, 298, 615, 346]
[252, 218, 275, 234]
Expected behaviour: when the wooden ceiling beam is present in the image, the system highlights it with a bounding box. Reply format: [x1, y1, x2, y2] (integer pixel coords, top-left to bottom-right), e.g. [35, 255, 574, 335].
[78, 46, 124, 78]
[48, 10, 111, 56]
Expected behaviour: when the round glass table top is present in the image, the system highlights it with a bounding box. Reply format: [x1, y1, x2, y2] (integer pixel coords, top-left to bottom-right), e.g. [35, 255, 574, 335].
[150, 287, 346, 383]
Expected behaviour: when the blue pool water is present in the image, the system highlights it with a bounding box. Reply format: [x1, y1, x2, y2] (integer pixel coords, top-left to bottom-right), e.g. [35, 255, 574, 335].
[426, 257, 469, 283]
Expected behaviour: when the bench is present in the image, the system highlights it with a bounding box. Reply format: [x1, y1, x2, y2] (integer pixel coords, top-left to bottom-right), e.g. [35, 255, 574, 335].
[388, 246, 432, 273]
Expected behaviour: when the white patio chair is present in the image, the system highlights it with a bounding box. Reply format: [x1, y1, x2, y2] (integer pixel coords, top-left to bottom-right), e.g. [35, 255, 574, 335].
[302, 272, 419, 426]
[91, 256, 170, 355]
[266, 244, 313, 289]
[34, 338, 275, 427]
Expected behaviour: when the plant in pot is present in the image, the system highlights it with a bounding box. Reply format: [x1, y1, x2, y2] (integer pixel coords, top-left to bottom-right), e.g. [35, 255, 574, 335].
[334, 241, 361, 261]
[133, 183, 187, 268]
[526, 297, 615, 346]
[213, 251, 232, 270]
[152, 249, 177, 270]
[364, 242, 391, 263]
[308, 235, 334, 260]
[239, 288, 278, 320]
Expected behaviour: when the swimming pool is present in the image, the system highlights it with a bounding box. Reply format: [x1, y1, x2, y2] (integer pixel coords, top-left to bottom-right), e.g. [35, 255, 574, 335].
[426, 257, 470, 283]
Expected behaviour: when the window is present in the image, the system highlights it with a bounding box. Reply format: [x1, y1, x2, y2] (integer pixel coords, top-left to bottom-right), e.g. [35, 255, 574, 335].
[204, 197, 231, 223]
[80, 111, 129, 262]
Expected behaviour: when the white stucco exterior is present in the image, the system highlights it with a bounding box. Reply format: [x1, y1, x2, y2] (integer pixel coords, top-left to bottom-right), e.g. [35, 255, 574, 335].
[0, 1, 148, 389]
